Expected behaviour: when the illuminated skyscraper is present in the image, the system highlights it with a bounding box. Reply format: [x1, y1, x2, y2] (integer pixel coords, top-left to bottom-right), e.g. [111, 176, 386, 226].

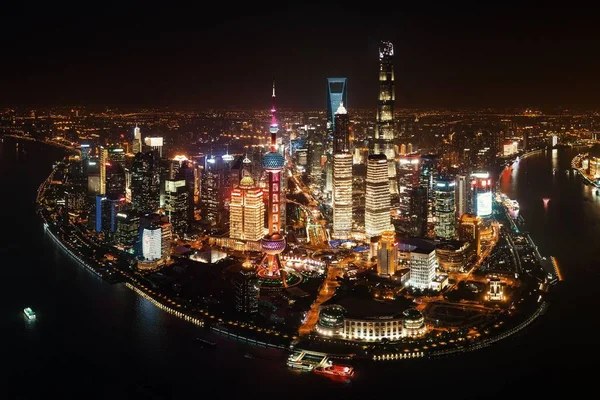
[144, 137, 164, 158]
[374, 41, 398, 199]
[326, 78, 348, 137]
[365, 154, 391, 238]
[397, 154, 420, 229]
[234, 259, 259, 316]
[471, 171, 492, 219]
[455, 174, 470, 218]
[115, 210, 139, 253]
[258, 83, 287, 279]
[99, 146, 108, 195]
[131, 151, 160, 214]
[229, 172, 265, 242]
[132, 125, 142, 154]
[434, 176, 456, 240]
[332, 102, 352, 239]
[164, 179, 189, 236]
[377, 230, 398, 276]
[459, 213, 482, 256]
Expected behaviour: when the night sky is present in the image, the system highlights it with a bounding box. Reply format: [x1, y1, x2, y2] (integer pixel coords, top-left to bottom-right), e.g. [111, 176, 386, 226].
[3, 3, 600, 110]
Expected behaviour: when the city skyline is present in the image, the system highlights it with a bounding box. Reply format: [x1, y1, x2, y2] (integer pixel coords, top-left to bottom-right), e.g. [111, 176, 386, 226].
[3, 5, 600, 109]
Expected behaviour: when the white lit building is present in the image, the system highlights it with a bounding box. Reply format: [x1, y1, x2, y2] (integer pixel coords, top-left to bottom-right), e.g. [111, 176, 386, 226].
[487, 278, 505, 301]
[503, 141, 519, 156]
[132, 125, 142, 154]
[408, 247, 437, 290]
[144, 137, 164, 157]
[142, 227, 162, 261]
[365, 154, 391, 238]
[332, 153, 353, 239]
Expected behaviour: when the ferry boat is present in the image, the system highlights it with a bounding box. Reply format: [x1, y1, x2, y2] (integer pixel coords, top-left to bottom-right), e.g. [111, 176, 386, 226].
[23, 307, 36, 320]
[195, 337, 217, 347]
[314, 364, 355, 379]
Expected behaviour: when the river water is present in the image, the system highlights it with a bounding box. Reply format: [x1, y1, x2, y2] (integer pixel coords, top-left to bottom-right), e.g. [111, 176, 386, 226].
[3, 138, 598, 398]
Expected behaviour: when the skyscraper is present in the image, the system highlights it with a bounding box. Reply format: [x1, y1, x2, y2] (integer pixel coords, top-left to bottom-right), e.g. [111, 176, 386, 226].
[201, 155, 229, 230]
[144, 137, 164, 158]
[131, 151, 160, 214]
[434, 176, 456, 240]
[132, 125, 142, 154]
[377, 230, 398, 276]
[455, 174, 470, 218]
[234, 259, 259, 316]
[174, 159, 196, 227]
[326, 78, 348, 137]
[257, 83, 287, 280]
[365, 154, 391, 238]
[332, 102, 353, 239]
[229, 172, 265, 242]
[471, 171, 493, 219]
[397, 154, 420, 230]
[99, 146, 108, 195]
[374, 41, 398, 200]
[164, 179, 189, 236]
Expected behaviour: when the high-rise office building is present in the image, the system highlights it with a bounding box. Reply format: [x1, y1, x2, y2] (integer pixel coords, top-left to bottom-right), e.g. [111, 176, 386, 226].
[164, 179, 189, 236]
[434, 176, 456, 240]
[419, 154, 440, 236]
[332, 153, 353, 239]
[332, 102, 352, 239]
[365, 154, 391, 238]
[459, 213, 482, 256]
[455, 174, 470, 218]
[408, 246, 437, 290]
[234, 259, 259, 316]
[374, 40, 398, 199]
[174, 159, 196, 227]
[106, 162, 126, 198]
[397, 154, 420, 227]
[115, 209, 139, 253]
[132, 125, 142, 154]
[471, 171, 493, 219]
[99, 146, 108, 195]
[326, 78, 348, 137]
[141, 226, 162, 261]
[131, 151, 160, 214]
[201, 155, 229, 229]
[377, 230, 398, 276]
[257, 83, 287, 280]
[229, 173, 265, 242]
[333, 102, 350, 154]
[139, 213, 171, 263]
[95, 194, 124, 237]
[144, 137, 164, 158]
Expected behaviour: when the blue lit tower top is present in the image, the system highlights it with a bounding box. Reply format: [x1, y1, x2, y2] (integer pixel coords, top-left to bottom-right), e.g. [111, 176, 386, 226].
[326, 78, 348, 136]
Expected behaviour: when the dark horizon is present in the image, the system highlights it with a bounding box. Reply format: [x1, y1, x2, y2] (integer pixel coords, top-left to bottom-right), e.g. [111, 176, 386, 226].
[3, 4, 600, 110]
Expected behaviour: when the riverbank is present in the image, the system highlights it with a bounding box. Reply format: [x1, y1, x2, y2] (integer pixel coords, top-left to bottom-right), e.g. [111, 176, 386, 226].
[33, 137, 558, 369]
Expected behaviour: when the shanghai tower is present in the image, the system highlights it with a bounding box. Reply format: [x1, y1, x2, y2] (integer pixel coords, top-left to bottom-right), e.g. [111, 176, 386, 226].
[374, 40, 398, 201]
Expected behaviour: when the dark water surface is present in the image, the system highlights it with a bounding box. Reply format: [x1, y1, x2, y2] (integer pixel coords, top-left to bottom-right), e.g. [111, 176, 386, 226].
[3, 139, 598, 399]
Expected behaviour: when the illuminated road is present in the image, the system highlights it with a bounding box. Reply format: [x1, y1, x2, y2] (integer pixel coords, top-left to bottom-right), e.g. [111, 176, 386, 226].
[448, 220, 500, 290]
[298, 264, 343, 336]
[288, 172, 330, 247]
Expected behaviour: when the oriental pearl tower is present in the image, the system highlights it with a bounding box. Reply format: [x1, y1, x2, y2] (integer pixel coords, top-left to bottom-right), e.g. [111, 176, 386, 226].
[257, 82, 293, 289]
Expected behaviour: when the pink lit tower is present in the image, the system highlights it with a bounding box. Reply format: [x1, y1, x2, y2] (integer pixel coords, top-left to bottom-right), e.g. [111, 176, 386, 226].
[257, 82, 288, 286]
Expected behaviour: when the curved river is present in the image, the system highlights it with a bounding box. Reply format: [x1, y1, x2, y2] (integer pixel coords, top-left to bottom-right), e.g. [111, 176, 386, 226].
[4, 138, 599, 398]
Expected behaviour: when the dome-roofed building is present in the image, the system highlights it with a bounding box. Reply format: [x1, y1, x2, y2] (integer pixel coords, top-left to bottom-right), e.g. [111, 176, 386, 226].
[401, 308, 427, 337]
